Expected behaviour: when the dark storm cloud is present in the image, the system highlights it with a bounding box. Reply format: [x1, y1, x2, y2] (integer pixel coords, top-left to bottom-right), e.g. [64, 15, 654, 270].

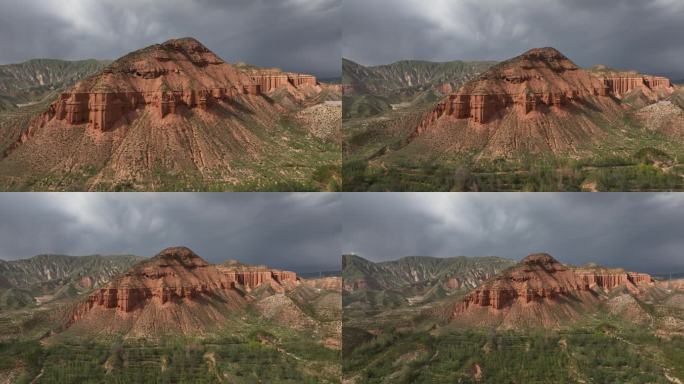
[0, 0, 340, 78]
[0, 193, 341, 273]
[343, 0, 684, 79]
[342, 193, 684, 275]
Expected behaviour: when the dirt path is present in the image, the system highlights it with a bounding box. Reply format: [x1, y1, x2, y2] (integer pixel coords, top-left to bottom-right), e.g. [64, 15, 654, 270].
[30, 367, 44, 384]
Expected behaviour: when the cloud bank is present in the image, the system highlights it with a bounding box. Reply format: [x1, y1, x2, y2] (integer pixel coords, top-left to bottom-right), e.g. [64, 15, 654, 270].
[0, 192, 341, 273]
[343, 0, 684, 79]
[0, 0, 341, 78]
[342, 193, 684, 274]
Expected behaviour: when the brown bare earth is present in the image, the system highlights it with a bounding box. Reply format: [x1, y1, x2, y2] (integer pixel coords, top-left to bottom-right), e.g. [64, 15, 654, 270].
[0, 38, 340, 191]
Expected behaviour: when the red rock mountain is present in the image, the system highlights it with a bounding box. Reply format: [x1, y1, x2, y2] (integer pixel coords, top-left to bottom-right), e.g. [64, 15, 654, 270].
[68, 246, 298, 336]
[451, 253, 654, 328]
[0, 37, 334, 190]
[413, 47, 673, 157]
[25, 38, 318, 133]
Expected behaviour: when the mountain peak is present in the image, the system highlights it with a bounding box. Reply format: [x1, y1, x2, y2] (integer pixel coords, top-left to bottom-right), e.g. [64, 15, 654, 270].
[520, 47, 570, 60]
[521, 253, 560, 266]
[148, 246, 209, 268]
[492, 46, 579, 74]
[161, 36, 207, 49]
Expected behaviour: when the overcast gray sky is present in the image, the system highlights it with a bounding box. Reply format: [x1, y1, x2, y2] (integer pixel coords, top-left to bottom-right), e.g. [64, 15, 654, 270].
[343, 0, 684, 80]
[0, 0, 340, 78]
[0, 193, 341, 273]
[342, 193, 684, 275]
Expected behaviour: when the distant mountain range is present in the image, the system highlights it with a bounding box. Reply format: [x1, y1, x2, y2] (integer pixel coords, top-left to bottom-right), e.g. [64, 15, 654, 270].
[343, 58, 495, 96]
[0, 253, 143, 309]
[0, 58, 110, 111]
[342, 58, 494, 119]
[343, 254, 514, 308]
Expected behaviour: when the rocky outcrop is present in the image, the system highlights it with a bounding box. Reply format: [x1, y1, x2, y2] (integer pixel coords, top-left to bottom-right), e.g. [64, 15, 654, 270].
[249, 71, 317, 93]
[416, 47, 673, 131]
[454, 253, 653, 314]
[218, 265, 297, 291]
[71, 247, 297, 318]
[575, 269, 653, 291]
[602, 75, 672, 98]
[47, 87, 250, 130]
[304, 277, 342, 291]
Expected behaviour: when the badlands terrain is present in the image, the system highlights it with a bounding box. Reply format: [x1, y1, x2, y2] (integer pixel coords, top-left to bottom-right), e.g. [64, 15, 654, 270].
[343, 253, 684, 383]
[0, 247, 341, 383]
[0, 38, 341, 191]
[343, 47, 684, 191]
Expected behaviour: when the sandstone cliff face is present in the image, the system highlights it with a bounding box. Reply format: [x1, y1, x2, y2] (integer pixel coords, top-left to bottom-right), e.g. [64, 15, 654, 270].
[249, 71, 317, 93]
[71, 247, 297, 320]
[26, 38, 318, 133]
[454, 253, 653, 315]
[415, 47, 673, 133]
[416, 48, 612, 131]
[601, 74, 672, 98]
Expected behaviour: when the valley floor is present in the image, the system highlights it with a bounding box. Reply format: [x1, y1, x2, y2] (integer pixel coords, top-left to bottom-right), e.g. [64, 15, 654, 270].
[0, 308, 340, 384]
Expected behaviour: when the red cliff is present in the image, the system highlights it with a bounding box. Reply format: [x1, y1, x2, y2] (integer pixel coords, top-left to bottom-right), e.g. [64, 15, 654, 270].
[71, 247, 297, 319]
[454, 253, 653, 315]
[29, 38, 319, 133]
[416, 48, 611, 131]
[601, 73, 672, 98]
[249, 70, 317, 93]
[416, 47, 674, 133]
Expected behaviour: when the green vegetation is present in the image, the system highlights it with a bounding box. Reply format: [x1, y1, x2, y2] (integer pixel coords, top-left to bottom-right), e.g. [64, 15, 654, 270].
[342, 158, 684, 191]
[344, 326, 684, 383]
[0, 331, 340, 384]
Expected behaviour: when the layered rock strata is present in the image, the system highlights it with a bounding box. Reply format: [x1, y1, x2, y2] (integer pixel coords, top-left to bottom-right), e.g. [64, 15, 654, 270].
[72, 247, 297, 318]
[454, 253, 653, 314]
[30, 38, 317, 132]
[601, 74, 672, 97]
[417, 47, 673, 131]
[249, 71, 317, 93]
